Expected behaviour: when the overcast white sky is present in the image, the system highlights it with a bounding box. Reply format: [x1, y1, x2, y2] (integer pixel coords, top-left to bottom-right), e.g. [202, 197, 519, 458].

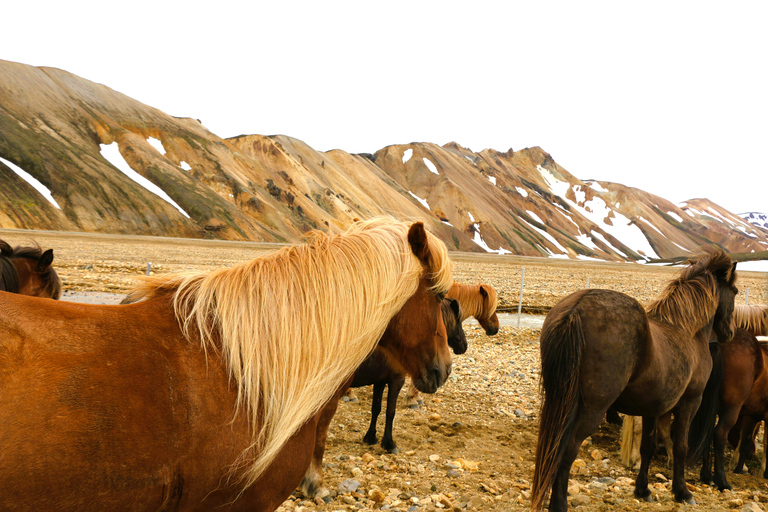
[3, 1, 766, 214]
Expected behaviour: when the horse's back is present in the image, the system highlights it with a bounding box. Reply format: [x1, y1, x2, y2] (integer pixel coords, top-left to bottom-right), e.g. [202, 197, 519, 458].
[0, 293, 266, 511]
[542, 289, 650, 409]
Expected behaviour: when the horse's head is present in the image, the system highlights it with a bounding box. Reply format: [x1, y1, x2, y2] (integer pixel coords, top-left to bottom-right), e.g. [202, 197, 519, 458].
[443, 297, 468, 355]
[474, 284, 500, 336]
[0, 240, 61, 299]
[713, 260, 738, 343]
[377, 222, 453, 394]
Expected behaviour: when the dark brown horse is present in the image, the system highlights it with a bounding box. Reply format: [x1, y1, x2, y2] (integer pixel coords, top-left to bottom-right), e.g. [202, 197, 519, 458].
[623, 306, 768, 484]
[297, 297, 466, 498]
[356, 297, 466, 454]
[404, 281, 500, 407]
[0, 239, 61, 299]
[0, 218, 454, 512]
[532, 248, 737, 511]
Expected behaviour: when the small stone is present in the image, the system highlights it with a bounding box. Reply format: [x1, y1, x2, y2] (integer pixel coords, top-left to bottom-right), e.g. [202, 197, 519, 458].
[362, 453, 375, 463]
[590, 449, 602, 460]
[447, 469, 462, 478]
[741, 503, 764, 512]
[728, 499, 744, 508]
[337, 479, 360, 494]
[368, 489, 385, 503]
[429, 413, 441, 422]
[570, 495, 591, 507]
[351, 467, 363, 478]
[429, 454, 440, 462]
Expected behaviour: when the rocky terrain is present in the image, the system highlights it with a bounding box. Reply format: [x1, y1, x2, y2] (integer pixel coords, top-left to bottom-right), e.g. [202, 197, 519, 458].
[2, 229, 767, 511]
[2, 59, 767, 264]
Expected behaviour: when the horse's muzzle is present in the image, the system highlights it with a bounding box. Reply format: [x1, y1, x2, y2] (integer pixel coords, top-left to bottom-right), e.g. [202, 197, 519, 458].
[413, 362, 452, 393]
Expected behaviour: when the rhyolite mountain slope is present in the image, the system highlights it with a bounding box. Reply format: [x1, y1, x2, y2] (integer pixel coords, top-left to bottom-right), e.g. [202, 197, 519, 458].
[1, 59, 766, 262]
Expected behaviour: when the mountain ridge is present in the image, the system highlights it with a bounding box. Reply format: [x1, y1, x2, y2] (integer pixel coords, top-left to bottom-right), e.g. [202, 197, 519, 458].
[1, 59, 766, 262]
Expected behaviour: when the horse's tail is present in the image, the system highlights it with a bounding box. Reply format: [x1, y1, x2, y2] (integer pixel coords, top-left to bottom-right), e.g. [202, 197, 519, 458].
[687, 341, 723, 465]
[532, 311, 584, 512]
[620, 415, 638, 468]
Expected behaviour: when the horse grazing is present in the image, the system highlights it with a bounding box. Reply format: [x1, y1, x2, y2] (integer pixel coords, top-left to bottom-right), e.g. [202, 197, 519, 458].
[0, 217, 454, 512]
[0, 238, 61, 299]
[532, 248, 737, 512]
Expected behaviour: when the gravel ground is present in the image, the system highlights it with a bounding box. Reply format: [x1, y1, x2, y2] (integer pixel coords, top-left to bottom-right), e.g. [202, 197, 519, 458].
[2, 228, 768, 512]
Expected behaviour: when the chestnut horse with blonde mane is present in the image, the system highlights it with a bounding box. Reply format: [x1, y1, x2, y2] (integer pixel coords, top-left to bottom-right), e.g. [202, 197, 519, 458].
[0, 218, 454, 512]
[0, 238, 61, 299]
[447, 282, 500, 335]
[532, 248, 738, 511]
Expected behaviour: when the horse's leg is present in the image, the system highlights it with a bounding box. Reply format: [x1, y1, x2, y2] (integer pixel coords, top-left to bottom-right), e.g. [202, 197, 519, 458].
[549, 408, 607, 512]
[658, 412, 674, 469]
[734, 416, 760, 474]
[711, 407, 740, 490]
[380, 375, 406, 453]
[299, 378, 352, 498]
[670, 402, 699, 504]
[362, 382, 385, 446]
[634, 416, 658, 501]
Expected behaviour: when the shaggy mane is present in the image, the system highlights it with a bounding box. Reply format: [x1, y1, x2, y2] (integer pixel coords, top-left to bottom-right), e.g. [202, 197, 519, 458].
[122, 217, 453, 487]
[447, 282, 498, 322]
[646, 247, 735, 336]
[734, 304, 768, 337]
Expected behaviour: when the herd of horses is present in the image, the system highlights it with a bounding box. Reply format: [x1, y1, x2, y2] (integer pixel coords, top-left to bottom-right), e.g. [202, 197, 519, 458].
[0, 218, 765, 512]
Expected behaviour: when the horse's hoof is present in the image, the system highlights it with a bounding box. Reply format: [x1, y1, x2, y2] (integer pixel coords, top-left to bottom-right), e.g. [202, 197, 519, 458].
[362, 433, 377, 445]
[634, 490, 652, 502]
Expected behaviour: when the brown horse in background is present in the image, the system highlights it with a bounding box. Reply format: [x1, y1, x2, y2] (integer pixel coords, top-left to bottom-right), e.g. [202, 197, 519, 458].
[0, 239, 61, 299]
[448, 282, 500, 335]
[405, 282, 500, 407]
[622, 305, 768, 486]
[0, 218, 454, 512]
[297, 297, 466, 499]
[532, 248, 737, 512]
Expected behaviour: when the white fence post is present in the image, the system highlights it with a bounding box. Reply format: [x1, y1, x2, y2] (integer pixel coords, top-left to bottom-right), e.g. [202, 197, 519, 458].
[517, 268, 525, 328]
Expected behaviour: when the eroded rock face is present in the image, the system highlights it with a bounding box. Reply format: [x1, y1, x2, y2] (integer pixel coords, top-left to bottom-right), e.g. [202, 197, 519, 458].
[2, 60, 766, 259]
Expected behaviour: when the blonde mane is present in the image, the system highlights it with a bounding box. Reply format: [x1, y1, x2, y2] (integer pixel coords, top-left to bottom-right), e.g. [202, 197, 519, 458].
[646, 248, 734, 336]
[734, 304, 768, 337]
[124, 217, 453, 487]
[447, 282, 499, 322]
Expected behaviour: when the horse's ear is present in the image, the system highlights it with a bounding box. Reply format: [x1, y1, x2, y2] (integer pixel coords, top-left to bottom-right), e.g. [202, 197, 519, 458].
[731, 262, 737, 283]
[407, 222, 430, 266]
[479, 285, 489, 299]
[37, 249, 54, 272]
[449, 297, 460, 318]
[0, 240, 12, 256]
